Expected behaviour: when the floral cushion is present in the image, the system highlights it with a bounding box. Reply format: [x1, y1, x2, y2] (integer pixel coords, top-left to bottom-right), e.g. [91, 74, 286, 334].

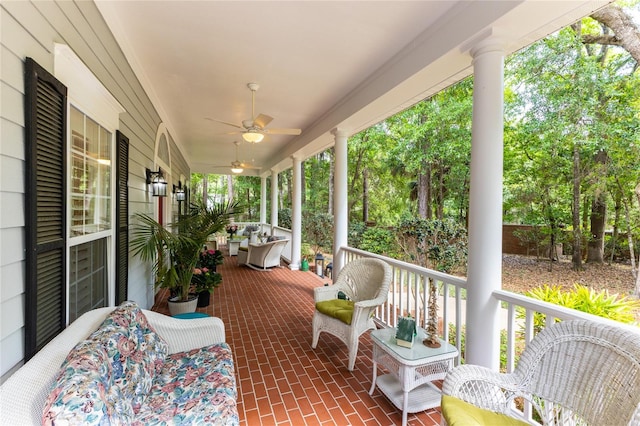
[134, 343, 239, 425]
[42, 301, 169, 424]
[90, 301, 169, 414]
[42, 340, 114, 425]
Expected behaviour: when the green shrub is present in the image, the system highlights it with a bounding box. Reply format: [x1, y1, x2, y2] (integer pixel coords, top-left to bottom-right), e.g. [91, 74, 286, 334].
[396, 217, 467, 273]
[360, 227, 397, 256]
[448, 323, 524, 373]
[278, 208, 292, 229]
[521, 284, 640, 333]
[348, 221, 367, 248]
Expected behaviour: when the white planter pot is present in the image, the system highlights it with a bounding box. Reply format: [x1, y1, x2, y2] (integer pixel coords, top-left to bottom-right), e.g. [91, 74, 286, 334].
[167, 295, 198, 316]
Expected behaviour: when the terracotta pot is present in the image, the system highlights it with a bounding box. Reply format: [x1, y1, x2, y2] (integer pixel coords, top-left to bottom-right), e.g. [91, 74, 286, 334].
[167, 294, 198, 316]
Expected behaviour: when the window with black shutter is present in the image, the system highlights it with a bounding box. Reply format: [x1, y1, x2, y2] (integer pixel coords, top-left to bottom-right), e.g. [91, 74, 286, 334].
[24, 58, 67, 360]
[115, 130, 129, 304]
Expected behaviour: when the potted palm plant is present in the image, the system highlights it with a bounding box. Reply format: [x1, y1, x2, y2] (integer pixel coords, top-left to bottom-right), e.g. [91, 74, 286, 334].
[131, 201, 237, 315]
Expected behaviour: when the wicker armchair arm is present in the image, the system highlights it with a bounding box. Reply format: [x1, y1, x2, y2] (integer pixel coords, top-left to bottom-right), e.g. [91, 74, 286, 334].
[354, 295, 386, 309]
[143, 310, 226, 354]
[442, 364, 521, 413]
[314, 284, 340, 302]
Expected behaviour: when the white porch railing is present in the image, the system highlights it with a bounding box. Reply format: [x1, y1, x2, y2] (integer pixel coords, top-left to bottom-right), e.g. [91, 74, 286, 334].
[340, 246, 468, 363]
[339, 246, 633, 375]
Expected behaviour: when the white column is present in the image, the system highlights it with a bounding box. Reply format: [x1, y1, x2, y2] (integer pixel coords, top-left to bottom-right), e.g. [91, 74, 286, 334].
[290, 156, 302, 270]
[466, 38, 505, 370]
[332, 128, 349, 276]
[260, 176, 267, 226]
[270, 169, 278, 235]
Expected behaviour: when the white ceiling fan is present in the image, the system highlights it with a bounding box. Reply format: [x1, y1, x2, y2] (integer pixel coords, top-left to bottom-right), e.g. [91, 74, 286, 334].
[207, 83, 301, 143]
[225, 141, 260, 174]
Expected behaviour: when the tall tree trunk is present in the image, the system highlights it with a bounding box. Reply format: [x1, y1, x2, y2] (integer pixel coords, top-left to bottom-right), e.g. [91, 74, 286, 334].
[227, 175, 234, 204]
[417, 171, 430, 219]
[635, 182, 640, 294]
[587, 151, 608, 264]
[609, 192, 621, 265]
[362, 168, 369, 222]
[328, 147, 334, 215]
[572, 141, 583, 271]
[435, 165, 448, 220]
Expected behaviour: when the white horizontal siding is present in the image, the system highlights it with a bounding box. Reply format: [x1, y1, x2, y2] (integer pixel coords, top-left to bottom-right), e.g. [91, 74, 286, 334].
[1, 0, 182, 379]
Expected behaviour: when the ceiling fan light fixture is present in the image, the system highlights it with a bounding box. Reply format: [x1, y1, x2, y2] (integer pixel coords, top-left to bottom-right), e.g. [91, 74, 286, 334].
[231, 166, 244, 174]
[243, 131, 264, 143]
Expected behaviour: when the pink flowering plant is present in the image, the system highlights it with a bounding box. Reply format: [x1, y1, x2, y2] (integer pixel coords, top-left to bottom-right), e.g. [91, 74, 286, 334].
[191, 267, 222, 294]
[198, 249, 224, 270]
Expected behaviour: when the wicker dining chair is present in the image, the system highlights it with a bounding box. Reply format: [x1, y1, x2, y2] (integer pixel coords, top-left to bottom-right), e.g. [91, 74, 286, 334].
[311, 258, 392, 371]
[441, 319, 640, 425]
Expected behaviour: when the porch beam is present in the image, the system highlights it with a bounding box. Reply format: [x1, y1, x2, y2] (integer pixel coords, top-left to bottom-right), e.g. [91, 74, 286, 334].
[465, 37, 505, 370]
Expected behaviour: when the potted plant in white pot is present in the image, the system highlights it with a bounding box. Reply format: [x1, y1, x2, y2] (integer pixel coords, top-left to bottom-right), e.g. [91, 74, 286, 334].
[131, 201, 237, 315]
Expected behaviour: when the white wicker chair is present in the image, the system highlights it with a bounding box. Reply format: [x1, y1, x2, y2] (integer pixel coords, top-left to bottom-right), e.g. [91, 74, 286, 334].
[311, 258, 392, 371]
[441, 319, 640, 425]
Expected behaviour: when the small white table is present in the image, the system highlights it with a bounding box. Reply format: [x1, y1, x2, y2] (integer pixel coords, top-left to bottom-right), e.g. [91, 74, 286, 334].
[227, 238, 245, 256]
[369, 327, 458, 426]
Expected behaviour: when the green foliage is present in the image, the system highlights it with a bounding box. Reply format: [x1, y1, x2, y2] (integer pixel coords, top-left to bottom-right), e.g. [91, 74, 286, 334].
[396, 217, 467, 273]
[360, 227, 398, 257]
[278, 208, 292, 229]
[302, 211, 334, 254]
[522, 284, 640, 332]
[448, 324, 519, 372]
[348, 221, 367, 248]
[130, 201, 238, 301]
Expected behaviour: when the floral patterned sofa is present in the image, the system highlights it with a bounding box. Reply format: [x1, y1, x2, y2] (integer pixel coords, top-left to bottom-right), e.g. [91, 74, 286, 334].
[0, 301, 238, 425]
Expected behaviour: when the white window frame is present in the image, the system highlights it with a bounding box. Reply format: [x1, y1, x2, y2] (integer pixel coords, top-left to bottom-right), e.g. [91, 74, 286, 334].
[54, 44, 125, 321]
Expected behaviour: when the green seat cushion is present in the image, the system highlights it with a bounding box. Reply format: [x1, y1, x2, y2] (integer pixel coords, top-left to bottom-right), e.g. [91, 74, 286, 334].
[316, 299, 355, 325]
[238, 247, 248, 252]
[441, 395, 529, 426]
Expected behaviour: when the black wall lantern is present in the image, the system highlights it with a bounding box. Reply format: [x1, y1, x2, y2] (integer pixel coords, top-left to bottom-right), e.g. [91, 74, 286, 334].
[315, 253, 325, 278]
[173, 181, 186, 216]
[146, 167, 167, 197]
[173, 181, 186, 202]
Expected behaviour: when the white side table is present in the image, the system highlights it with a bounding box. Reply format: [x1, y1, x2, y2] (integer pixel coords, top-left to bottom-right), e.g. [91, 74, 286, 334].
[369, 327, 458, 426]
[227, 238, 245, 256]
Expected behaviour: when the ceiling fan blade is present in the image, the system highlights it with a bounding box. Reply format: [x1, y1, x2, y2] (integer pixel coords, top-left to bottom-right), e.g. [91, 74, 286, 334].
[266, 128, 302, 136]
[205, 117, 243, 130]
[214, 131, 243, 135]
[253, 114, 273, 129]
[239, 162, 261, 169]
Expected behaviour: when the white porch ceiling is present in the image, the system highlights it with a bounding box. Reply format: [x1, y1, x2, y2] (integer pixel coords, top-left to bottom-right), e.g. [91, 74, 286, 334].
[96, 0, 610, 176]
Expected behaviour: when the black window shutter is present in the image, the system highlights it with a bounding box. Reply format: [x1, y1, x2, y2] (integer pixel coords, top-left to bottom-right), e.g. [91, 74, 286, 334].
[24, 58, 67, 360]
[115, 130, 129, 304]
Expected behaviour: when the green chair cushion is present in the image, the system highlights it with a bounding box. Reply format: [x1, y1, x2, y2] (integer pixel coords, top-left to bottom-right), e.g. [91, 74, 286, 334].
[238, 247, 248, 252]
[441, 395, 530, 426]
[316, 299, 355, 325]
